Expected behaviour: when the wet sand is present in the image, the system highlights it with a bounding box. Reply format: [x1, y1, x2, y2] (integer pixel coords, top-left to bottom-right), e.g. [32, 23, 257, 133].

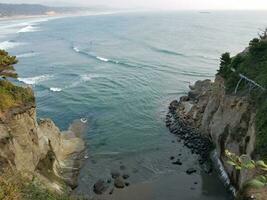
[97, 172, 231, 200]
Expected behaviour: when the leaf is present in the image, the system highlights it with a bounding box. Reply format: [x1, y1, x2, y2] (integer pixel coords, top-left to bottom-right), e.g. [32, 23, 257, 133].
[256, 175, 267, 183]
[256, 160, 267, 168]
[245, 179, 266, 189]
[227, 161, 236, 166]
[243, 162, 255, 169]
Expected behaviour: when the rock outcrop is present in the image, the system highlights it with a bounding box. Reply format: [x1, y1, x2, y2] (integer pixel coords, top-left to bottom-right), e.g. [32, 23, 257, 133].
[0, 102, 87, 193]
[169, 75, 257, 193]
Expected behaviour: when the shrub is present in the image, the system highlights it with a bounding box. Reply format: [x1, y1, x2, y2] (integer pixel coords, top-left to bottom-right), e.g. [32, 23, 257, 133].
[0, 80, 34, 112]
[0, 50, 18, 78]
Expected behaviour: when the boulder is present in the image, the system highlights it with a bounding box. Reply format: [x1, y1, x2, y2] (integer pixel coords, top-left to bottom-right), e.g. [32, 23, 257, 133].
[93, 179, 108, 194]
[114, 176, 125, 188]
[186, 168, 197, 175]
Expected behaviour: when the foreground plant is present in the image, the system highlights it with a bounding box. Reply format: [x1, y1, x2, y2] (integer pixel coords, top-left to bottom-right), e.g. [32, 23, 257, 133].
[225, 150, 267, 189]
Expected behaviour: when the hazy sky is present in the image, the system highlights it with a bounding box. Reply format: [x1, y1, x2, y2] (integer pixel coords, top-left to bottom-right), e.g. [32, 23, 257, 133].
[2, 0, 267, 10]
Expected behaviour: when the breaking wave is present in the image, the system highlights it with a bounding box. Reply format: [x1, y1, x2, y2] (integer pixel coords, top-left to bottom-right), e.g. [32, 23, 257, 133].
[50, 87, 62, 92]
[18, 75, 53, 85]
[18, 25, 40, 33]
[96, 56, 109, 62]
[0, 40, 24, 50]
[17, 52, 38, 58]
[72, 46, 120, 64]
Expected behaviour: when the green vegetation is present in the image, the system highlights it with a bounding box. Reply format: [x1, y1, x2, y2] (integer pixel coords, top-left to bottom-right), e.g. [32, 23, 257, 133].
[0, 50, 18, 78]
[22, 183, 72, 200]
[0, 170, 73, 200]
[225, 150, 267, 199]
[0, 50, 34, 112]
[0, 80, 34, 112]
[217, 32, 267, 159]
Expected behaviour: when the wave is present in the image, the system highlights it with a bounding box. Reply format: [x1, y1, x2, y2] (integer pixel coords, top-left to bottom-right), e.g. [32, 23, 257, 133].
[18, 75, 53, 85]
[0, 40, 24, 50]
[18, 25, 40, 33]
[73, 46, 80, 53]
[71, 46, 214, 77]
[58, 73, 101, 89]
[17, 52, 38, 58]
[19, 73, 100, 92]
[50, 87, 62, 92]
[211, 150, 236, 195]
[149, 45, 218, 62]
[151, 46, 185, 57]
[72, 46, 120, 64]
[96, 56, 109, 62]
[80, 74, 100, 81]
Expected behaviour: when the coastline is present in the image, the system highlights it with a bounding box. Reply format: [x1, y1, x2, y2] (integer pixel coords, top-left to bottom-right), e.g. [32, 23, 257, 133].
[0, 10, 128, 22]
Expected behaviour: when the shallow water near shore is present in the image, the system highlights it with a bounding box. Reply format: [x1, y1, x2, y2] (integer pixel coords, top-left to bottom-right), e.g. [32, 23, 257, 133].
[2, 10, 267, 199]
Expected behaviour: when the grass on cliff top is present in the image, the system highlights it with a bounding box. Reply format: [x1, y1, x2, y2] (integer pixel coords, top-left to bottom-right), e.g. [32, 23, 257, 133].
[0, 80, 34, 112]
[217, 35, 267, 159]
[0, 170, 73, 200]
[0, 50, 34, 112]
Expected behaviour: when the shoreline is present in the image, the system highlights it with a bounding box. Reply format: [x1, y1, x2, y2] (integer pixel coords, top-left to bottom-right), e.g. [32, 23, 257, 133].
[0, 13, 61, 21]
[0, 10, 129, 22]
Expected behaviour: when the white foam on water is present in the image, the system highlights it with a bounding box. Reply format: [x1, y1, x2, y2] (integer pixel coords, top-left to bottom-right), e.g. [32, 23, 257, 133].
[50, 87, 62, 92]
[96, 56, 109, 62]
[80, 74, 99, 81]
[0, 40, 24, 50]
[80, 118, 88, 123]
[211, 150, 236, 196]
[18, 74, 53, 85]
[66, 74, 100, 89]
[17, 52, 38, 58]
[73, 46, 80, 52]
[18, 25, 40, 33]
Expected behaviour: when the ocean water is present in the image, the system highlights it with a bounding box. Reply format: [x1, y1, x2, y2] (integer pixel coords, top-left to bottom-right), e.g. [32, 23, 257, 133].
[1, 10, 267, 199]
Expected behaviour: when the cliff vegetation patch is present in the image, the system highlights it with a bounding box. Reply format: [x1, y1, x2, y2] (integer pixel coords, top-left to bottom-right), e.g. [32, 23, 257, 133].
[217, 31, 267, 159]
[0, 50, 34, 112]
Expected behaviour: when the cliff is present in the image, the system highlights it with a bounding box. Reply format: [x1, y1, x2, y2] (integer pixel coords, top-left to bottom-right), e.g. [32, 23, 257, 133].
[167, 76, 263, 199]
[168, 35, 267, 199]
[172, 77, 256, 188]
[0, 82, 86, 195]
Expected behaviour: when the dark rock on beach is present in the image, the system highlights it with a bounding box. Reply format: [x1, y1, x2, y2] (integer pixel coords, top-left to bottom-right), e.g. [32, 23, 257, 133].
[186, 168, 197, 175]
[170, 156, 175, 160]
[122, 174, 130, 179]
[109, 187, 114, 195]
[111, 170, 121, 179]
[172, 159, 182, 165]
[93, 179, 108, 194]
[114, 176, 125, 188]
[166, 97, 214, 171]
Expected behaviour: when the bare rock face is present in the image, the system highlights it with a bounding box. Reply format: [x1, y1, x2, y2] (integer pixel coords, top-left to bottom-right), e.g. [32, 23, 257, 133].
[0, 106, 86, 193]
[173, 76, 257, 191]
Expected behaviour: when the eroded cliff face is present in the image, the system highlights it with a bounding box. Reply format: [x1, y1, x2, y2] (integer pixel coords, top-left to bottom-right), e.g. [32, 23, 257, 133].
[174, 76, 256, 190]
[0, 103, 86, 193]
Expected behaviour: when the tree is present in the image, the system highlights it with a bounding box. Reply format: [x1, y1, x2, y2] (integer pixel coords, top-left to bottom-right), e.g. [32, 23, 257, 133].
[0, 50, 18, 78]
[218, 52, 231, 76]
[220, 52, 231, 66]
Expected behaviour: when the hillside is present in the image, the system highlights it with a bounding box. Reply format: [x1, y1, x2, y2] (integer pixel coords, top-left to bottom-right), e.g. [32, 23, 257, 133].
[0, 3, 92, 17]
